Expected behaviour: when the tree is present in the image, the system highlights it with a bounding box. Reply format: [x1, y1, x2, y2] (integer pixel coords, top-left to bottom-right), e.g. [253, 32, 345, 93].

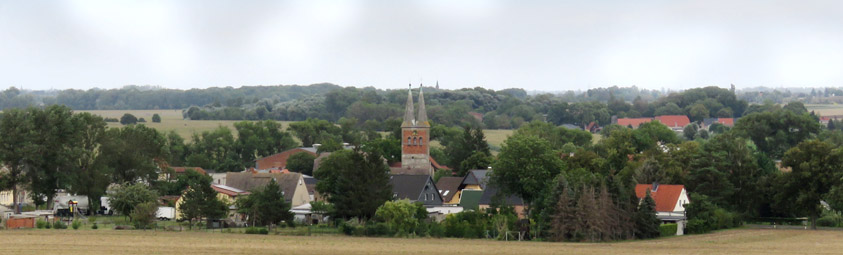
[288, 118, 342, 147]
[152, 113, 161, 123]
[829, 119, 837, 130]
[0, 108, 31, 213]
[234, 120, 297, 164]
[733, 109, 820, 159]
[130, 201, 159, 229]
[186, 126, 242, 171]
[492, 134, 566, 238]
[120, 113, 138, 125]
[179, 179, 227, 229]
[108, 183, 158, 220]
[777, 140, 843, 229]
[286, 151, 316, 175]
[683, 124, 698, 140]
[23, 105, 79, 208]
[445, 125, 492, 176]
[253, 178, 293, 229]
[102, 125, 168, 183]
[375, 199, 425, 235]
[314, 149, 392, 220]
[66, 112, 111, 213]
[633, 191, 660, 239]
[362, 138, 401, 164]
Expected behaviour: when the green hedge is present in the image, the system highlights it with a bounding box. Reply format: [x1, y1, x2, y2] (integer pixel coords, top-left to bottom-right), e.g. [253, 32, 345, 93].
[245, 227, 269, 235]
[659, 223, 677, 237]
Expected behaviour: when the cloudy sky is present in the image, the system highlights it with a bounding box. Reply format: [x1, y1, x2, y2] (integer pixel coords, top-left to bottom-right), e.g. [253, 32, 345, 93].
[1, 0, 842, 91]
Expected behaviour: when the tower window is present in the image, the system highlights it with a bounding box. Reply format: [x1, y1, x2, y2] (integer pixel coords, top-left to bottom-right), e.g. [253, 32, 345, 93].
[407, 137, 411, 145]
[419, 137, 423, 146]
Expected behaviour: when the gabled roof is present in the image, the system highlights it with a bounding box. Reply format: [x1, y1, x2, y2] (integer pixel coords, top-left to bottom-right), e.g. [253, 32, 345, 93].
[225, 172, 303, 202]
[211, 184, 250, 197]
[634, 184, 686, 212]
[654, 115, 691, 128]
[715, 118, 734, 127]
[436, 177, 463, 202]
[459, 189, 483, 210]
[429, 157, 451, 170]
[389, 175, 438, 201]
[478, 184, 524, 206]
[616, 118, 654, 128]
[462, 170, 490, 189]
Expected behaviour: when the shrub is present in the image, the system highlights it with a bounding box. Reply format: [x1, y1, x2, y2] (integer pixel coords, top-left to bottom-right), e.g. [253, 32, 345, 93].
[36, 219, 47, 229]
[131, 201, 159, 230]
[71, 220, 82, 230]
[685, 219, 707, 234]
[659, 223, 678, 237]
[45, 221, 52, 229]
[53, 221, 68, 229]
[245, 227, 269, 235]
[817, 210, 843, 227]
[91, 223, 98, 230]
[364, 222, 391, 237]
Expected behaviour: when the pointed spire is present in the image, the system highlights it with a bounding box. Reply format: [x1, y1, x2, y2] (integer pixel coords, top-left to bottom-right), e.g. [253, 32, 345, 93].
[417, 84, 429, 126]
[402, 83, 415, 127]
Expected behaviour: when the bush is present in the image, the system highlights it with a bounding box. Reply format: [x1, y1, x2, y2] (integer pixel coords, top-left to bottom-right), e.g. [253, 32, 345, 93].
[131, 202, 159, 230]
[659, 223, 677, 237]
[72, 220, 82, 230]
[245, 227, 269, 235]
[36, 219, 48, 229]
[45, 221, 52, 229]
[53, 221, 68, 229]
[817, 210, 843, 227]
[364, 222, 391, 237]
[685, 219, 707, 234]
[92, 223, 98, 230]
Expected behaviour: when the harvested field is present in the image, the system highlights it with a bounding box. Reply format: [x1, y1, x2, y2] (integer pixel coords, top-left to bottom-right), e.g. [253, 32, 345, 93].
[2, 228, 841, 255]
[79, 110, 292, 141]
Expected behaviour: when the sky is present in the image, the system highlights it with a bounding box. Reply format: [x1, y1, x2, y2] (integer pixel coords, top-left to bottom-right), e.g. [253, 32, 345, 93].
[1, 0, 842, 91]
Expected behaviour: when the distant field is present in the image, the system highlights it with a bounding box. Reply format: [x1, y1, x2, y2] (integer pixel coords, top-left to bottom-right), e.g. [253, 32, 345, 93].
[2, 228, 841, 255]
[806, 104, 843, 116]
[80, 110, 292, 141]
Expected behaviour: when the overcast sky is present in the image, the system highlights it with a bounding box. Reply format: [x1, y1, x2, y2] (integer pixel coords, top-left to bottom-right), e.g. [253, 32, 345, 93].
[1, 0, 842, 91]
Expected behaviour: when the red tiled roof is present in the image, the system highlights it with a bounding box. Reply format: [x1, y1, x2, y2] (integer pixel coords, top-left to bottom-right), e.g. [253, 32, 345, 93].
[430, 157, 451, 170]
[617, 118, 654, 128]
[654, 115, 691, 128]
[716, 118, 734, 127]
[170, 167, 206, 175]
[634, 184, 685, 212]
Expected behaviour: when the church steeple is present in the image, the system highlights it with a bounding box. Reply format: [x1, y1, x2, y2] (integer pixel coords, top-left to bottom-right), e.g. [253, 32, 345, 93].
[402, 84, 415, 127]
[417, 84, 429, 126]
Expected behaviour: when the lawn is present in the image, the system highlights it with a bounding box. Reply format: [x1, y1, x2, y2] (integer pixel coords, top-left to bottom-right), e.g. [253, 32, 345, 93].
[1, 228, 841, 255]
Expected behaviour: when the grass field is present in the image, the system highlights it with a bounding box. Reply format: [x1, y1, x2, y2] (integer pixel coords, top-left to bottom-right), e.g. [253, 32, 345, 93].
[2, 228, 841, 255]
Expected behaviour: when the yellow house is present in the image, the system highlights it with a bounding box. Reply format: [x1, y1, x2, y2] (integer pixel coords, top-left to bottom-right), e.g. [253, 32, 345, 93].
[173, 184, 248, 221]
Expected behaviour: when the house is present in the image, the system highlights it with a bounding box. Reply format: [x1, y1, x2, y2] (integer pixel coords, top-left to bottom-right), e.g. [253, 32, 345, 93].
[209, 172, 227, 185]
[634, 183, 690, 235]
[225, 172, 311, 207]
[560, 124, 581, 130]
[159, 166, 206, 181]
[586, 121, 601, 133]
[255, 148, 318, 170]
[436, 177, 463, 204]
[211, 184, 250, 224]
[477, 184, 527, 219]
[702, 118, 735, 129]
[654, 115, 691, 131]
[389, 175, 442, 206]
[616, 117, 654, 128]
[303, 176, 321, 202]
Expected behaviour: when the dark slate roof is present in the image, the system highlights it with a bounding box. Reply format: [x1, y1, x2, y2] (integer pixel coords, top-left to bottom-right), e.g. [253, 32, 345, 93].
[459, 189, 483, 210]
[462, 170, 490, 189]
[389, 175, 434, 201]
[436, 177, 463, 202]
[225, 172, 302, 202]
[478, 184, 525, 206]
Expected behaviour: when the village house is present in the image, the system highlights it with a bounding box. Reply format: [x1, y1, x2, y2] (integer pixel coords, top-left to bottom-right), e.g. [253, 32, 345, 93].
[158, 166, 206, 181]
[225, 172, 311, 207]
[635, 183, 690, 235]
[389, 175, 443, 206]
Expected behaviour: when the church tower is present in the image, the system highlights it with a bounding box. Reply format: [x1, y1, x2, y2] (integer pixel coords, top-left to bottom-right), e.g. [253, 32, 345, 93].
[398, 84, 432, 176]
